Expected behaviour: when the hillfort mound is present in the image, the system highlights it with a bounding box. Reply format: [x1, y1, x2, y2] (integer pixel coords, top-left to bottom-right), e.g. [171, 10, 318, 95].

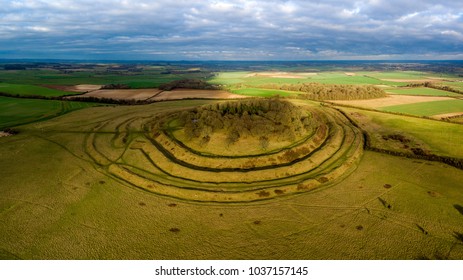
[175, 98, 313, 153]
[84, 98, 364, 202]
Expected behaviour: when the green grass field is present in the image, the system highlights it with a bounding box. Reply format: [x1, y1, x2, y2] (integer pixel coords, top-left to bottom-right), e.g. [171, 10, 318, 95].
[0, 69, 205, 88]
[380, 99, 463, 117]
[0, 83, 75, 97]
[210, 71, 407, 87]
[386, 87, 462, 97]
[358, 70, 428, 79]
[0, 96, 100, 129]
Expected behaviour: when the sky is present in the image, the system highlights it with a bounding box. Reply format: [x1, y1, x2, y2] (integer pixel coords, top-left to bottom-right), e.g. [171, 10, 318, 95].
[0, 0, 462, 60]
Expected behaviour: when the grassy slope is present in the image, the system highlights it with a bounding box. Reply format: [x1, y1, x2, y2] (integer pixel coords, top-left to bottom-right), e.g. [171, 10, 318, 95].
[0, 96, 99, 129]
[338, 106, 463, 158]
[0, 101, 462, 259]
[380, 99, 463, 116]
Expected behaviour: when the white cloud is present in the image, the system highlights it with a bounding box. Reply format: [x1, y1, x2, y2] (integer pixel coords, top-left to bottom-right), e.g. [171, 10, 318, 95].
[27, 26, 50, 32]
[441, 30, 463, 40]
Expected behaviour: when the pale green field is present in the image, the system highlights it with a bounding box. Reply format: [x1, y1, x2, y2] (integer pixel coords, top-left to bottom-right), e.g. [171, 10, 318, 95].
[0, 96, 100, 129]
[0, 83, 74, 97]
[386, 87, 462, 97]
[1, 101, 462, 259]
[380, 99, 463, 117]
[210, 71, 407, 87]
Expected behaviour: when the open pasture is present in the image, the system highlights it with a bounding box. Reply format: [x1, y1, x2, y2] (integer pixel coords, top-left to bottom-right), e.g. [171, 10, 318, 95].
[0, 99, 462, 259]
[0, 83, 75, 97]
[357, 70, 454, 82]
[0, 67, 208, 89]
[386, 87, 461, 97]
[210, 71, 419, 88]
[380, 99, 463, 117]
[0, 96, 99, 129]
[339, 106, 463, 158]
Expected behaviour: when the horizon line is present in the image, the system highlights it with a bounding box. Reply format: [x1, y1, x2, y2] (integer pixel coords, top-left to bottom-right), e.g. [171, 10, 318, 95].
[1, 58, 463, 63]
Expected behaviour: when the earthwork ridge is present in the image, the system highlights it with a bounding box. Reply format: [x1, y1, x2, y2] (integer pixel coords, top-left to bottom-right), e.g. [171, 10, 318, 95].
[84, 102, 364, 202]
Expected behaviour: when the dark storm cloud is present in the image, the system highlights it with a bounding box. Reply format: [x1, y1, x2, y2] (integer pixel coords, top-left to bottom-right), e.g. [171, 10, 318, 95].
[0, 0, 462, 60]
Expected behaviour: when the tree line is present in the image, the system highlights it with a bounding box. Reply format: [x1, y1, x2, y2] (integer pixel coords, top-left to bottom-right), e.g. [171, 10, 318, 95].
[254, 82, 386, 100]
[159, 79, 222, 91]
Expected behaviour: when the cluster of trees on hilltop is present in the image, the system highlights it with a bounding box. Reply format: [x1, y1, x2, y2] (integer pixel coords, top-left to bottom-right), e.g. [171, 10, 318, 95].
[159, 79, 222, 91]
[178, 98, 312, 146]
[256, 82, 386, 100]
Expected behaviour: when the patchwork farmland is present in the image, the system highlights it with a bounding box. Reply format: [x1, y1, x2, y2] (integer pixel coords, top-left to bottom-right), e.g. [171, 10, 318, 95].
[1, 61, 463, 260]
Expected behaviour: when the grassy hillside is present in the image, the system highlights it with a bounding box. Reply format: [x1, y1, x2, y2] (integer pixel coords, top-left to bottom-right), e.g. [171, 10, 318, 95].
[0, 100, 462, 259]
[380, 99, 463, 117]
[338, 106, 463, 159]
[0, 96, 100, 129]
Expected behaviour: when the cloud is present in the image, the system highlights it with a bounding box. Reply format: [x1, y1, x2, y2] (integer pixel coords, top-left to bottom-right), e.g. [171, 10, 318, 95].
[0, 0, 462, 60]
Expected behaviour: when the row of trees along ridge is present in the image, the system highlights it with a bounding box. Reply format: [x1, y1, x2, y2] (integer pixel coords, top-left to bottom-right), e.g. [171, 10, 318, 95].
[254, 82, 386, 100]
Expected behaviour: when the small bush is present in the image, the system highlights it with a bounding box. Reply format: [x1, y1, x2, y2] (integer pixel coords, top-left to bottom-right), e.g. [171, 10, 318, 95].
[169, 228, 180, 233]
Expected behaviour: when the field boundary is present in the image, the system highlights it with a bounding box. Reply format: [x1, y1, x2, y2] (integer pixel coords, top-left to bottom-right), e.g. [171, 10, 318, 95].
[324, 101, 463, 126]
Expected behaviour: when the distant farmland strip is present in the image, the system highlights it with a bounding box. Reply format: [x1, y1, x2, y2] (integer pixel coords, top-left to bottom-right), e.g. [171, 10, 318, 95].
[380, 99, 463, 116]
[231, 88, 296, 97]
[0, 83, 76, 97]
[387, 87, 461, 97]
